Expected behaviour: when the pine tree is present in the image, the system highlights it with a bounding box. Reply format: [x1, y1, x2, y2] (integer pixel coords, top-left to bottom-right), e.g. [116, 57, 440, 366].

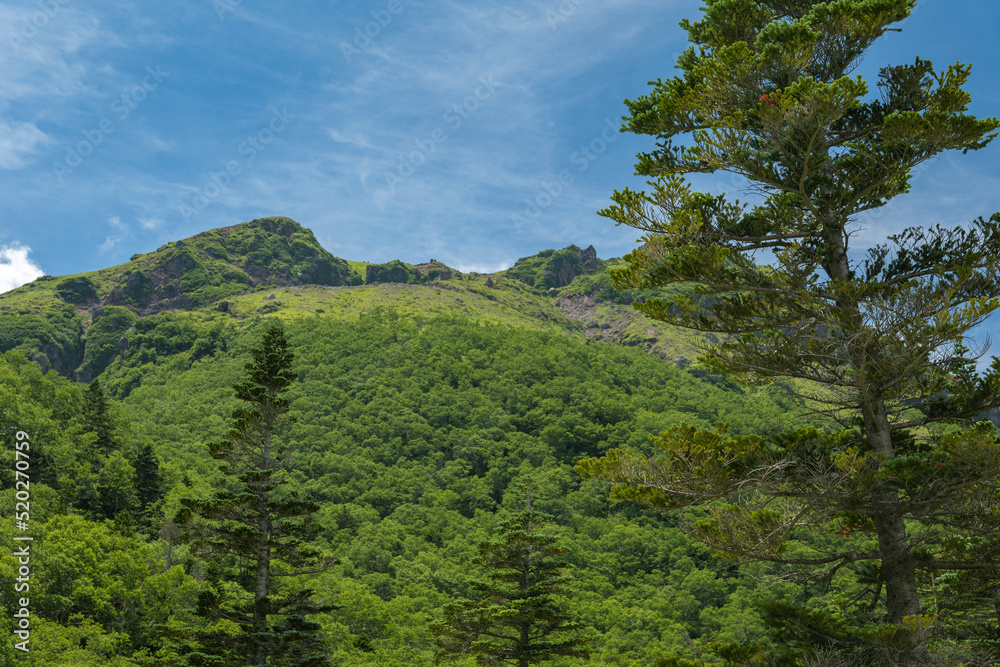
[175, 322, 336, 666]
[430, 477, 591, 667]
[134, 440, 166, 517]
[82, 379, 116, 457]
[75, 379, 143, 522]
[580, 1, 1000, 663]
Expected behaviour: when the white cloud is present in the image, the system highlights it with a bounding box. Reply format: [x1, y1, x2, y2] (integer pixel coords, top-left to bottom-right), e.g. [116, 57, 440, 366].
[0, 120, 50, 169]
[0, 244, 44, 293]
[453, 261, 514, 274]
[139, 216, 162, 230]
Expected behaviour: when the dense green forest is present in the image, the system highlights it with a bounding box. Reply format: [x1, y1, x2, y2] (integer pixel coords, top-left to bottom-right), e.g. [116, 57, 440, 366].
[0, 239, 833, 665]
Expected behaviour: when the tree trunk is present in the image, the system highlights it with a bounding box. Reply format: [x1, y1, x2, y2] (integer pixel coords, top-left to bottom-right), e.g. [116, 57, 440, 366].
[252, 427, 273, 666]
[864, 401, 921, 622]
[825, 217, 929, 662]
[866, 398, 929, 664]
[519, 622, 529, 667]
[252, 530, 271, 665]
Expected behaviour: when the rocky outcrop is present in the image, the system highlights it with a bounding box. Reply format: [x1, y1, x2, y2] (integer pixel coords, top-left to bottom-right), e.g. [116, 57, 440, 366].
[577, 245, 598, 274]
[365, 260, 459, 285]
[88, 217, 362, 315]
[415, 262, 453, 282]
[366, 260, 416, 284]
[503, 244, 602, 291]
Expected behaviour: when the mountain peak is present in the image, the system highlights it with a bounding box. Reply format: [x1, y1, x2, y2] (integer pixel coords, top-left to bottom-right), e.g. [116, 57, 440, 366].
[500, 244, 601, 291]
[66, 217, 361, 316]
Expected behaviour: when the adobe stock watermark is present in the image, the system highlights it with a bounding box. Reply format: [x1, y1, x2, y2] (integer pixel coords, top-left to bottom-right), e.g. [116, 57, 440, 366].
[178, 107, 294, 222]
[7, 0, 71, 51]
[512, 118, 619, 231]
[382, 75, 499, 193]
[11, 430, 32, 653]
[213, 0, 243, 20]
[546, 0, 586, 30]
[340, 0, 407, 62]
[52, 65, 169, 183]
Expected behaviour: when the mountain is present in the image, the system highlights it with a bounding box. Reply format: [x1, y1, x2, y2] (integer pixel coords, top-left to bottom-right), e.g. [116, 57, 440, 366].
[0, 216, 819, 665]
[0, 217, 707, 382]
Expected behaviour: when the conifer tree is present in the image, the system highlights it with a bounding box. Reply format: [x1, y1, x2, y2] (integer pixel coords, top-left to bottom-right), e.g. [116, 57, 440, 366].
[580, 1, 1000, 663]
[430, 477, 591, 667]
[82, 379, 117, 458]
[75, 379, 140, 521]
[175, 322, 336, 666]
[134, 440, 166, 517]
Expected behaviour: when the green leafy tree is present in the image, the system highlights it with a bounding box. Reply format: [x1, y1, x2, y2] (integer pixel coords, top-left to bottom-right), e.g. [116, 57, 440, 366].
[430, 476, 592, 666]
[175, 322, 337, 666]
[582, 0, 1000, 663]
[94, 450, 140, 521]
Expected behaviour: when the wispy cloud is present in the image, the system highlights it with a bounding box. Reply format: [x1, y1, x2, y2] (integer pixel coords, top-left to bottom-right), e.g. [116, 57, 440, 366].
[0, 120, 50, 168]
[99, 236, 121, 253]
[99, 215, 130, 253]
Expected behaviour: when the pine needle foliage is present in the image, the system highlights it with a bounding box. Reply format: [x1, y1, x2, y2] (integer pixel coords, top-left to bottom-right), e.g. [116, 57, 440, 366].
[175, 322, 337, 666]
[582, 0, 1000, 663]
[430, 476, 592, 666]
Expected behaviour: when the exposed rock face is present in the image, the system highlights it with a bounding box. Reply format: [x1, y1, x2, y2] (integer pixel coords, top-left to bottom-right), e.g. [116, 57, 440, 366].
[544, 259, 576, 287]
[93, 217, 361, 315]
[577, 245, 598, 274]
[980, 407, 1000, 428]
[415, 262, 452, 281]
[555, 293, 635, 343]
[505, 244, 602, 290]
[34, 338, 86, 377]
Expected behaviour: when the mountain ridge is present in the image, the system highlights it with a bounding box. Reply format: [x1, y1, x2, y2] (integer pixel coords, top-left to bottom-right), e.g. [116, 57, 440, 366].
[0, 216, 704, 381]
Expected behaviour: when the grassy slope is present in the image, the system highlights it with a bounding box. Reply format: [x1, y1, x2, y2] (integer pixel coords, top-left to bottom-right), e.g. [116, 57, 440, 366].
[0, 215, 715, 383]
[175, 268, 711, 368]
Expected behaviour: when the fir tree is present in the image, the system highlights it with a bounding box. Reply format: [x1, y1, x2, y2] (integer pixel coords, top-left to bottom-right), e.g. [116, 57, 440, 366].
[430, 476, 591, 667]
[175, 322, 336, 666]
[581, 0, 1000, 663]
[82, 379, 116, 458]
[134, 440, 166, 516]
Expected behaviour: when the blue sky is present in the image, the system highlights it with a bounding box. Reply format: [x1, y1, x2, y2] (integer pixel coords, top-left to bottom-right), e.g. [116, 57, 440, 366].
[0, 1, 998, 303]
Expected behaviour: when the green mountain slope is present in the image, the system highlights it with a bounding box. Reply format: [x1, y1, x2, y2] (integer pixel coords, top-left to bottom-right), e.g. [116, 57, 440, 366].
[0, 217, 709, 381]
[0, 217, 359, 377]
[0, 306, 813, 665]
[0, 217, 828, 665]
[112, 313, 806, 664]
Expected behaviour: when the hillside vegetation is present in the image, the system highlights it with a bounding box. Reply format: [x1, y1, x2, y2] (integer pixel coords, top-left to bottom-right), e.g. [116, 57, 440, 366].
[0, 218, 835, 665]
[0, 217, 710, 381]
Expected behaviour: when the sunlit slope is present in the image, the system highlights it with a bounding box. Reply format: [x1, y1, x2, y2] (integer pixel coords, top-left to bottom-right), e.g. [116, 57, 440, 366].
[0, 216, 712, 381]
